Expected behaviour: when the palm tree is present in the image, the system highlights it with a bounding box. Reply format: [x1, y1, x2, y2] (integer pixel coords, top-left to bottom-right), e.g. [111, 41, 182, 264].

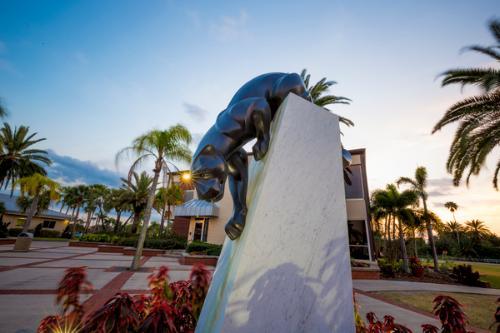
[0, 123, 51, 195]
[63, 185, 87, 237]
[104, 188, 130, 233]
[432, 19, 500, 189]
[155, 184, 184, 232]
[116, 125, 192, 270]
[120, 171, 152, 234]
[444, 201, 458, 222]
[445, 220, 463, 248]
[300, 69, 353, 127]
[371, 184, 418, 273]
[16, 173, 59, 233]
[397, 166, 440, 271]
[465, 219, 491, 244]
[0, 98, 8, 118]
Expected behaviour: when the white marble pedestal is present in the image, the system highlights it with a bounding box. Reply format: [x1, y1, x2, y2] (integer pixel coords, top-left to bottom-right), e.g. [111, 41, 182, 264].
[196, 94, 355, 333]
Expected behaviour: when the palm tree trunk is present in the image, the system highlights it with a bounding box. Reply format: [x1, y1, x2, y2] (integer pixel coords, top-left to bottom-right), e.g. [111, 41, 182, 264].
[114, 210, 122, 233]
[131, 160, 161, 270]
[423, 199, 439, 272]
[398, 219, 409, 273]
[413, 229, 418, 257]
[160, 206, 166, 233]
[70, 205, 80, 238]
[22, 195, 39, 233]
[131, 212, 140, 234]
[84, 210, 94, 232]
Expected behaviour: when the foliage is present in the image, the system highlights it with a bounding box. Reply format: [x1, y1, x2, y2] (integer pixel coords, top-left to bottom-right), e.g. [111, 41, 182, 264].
[8, 227, 24, 236]
[378, 259, 398, 278]
[39, 229, 61, 238]
[432, 295, 469, 333]
[361, 312, 412, 332]
[299, 69, 353, 127]
[0, 123, 51, 195]
[186, 241, 222, 256]
[56, 267, 93, 320]
[490, 297, 500, 333]
[119, 171, 153, 234]
[451, 264, 488, 287]
[433, 19, 500, 189]
[39, 264, 211, 333]
[80, 233, 117, 243]
[409, 257, 425, 278]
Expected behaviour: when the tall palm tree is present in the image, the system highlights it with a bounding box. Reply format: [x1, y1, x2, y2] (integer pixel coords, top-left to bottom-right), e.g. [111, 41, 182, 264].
[397, 166, 440, 271]
[446, 220, 463, 248]
[432, 19, 500, 189]
[116, 125, 192, 270]
[371, 184, 418, 273]
[16, 173, 59, 233]
[300, 69, 353, 127]
[155, 184, 184, 232]
[120, 172, 152, 234]
[0, 98, 8, 118]
[444, 201, 458, 222]
[63, 185, 87, 237]
[0, 123, 51, 195]
[104, 188, 130, 233]
[465, 219, 491, 244]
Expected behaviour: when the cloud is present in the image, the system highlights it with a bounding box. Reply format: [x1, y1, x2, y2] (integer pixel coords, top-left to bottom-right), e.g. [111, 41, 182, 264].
[183, 102, 208, 121]
[210, 10, 248, 42]
[46, 150, 121, 187]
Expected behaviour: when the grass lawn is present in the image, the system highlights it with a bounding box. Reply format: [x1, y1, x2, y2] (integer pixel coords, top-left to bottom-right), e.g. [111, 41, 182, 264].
[375, 291, 496, 330]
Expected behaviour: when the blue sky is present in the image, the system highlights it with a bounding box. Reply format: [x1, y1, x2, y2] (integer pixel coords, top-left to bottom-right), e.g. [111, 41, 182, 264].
[1, 1, 499, 230]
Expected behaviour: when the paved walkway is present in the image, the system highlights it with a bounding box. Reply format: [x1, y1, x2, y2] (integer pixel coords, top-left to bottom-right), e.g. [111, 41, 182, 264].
[354, 279, 500, 295]
[0, 241, 213, 333]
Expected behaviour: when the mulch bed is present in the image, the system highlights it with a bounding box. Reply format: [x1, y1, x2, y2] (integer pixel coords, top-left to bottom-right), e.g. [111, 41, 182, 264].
[381, 268, 460, 285]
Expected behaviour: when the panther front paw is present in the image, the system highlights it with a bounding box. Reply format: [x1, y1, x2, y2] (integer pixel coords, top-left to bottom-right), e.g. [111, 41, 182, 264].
[225, 212, 246, 240]
[252, 140, 269, 161]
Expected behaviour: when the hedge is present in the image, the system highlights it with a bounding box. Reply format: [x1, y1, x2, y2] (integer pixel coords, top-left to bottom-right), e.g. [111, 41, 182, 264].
[186, 241, 222, 256]
[39, 230, 61, 238]
[80, 233, 117, 243]
[8, 228, 24, 237]
[115, 237, 186, 250]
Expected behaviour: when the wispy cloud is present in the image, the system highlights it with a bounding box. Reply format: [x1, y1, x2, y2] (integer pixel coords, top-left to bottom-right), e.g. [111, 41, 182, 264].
[46, 150, 121, 187]
[210, 10, 248, 42]
[183, 102, 208, 121]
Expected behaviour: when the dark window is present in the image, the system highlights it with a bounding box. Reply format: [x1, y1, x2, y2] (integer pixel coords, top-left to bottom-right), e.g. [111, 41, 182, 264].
[347, 220, 367, 245]
[43, 220, 56, 229]
[344, 165, 364, 199]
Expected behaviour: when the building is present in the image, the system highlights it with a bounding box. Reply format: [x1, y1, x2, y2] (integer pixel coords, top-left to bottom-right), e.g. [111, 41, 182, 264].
[0, 193, 71, 234]
[172, 148, 375, 261]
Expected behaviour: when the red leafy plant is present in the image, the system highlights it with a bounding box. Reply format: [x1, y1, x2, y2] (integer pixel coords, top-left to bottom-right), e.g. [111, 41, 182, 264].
[409, 257, 425, 278]
[38, 267, 93, 333]
[38, 264, 211, 333]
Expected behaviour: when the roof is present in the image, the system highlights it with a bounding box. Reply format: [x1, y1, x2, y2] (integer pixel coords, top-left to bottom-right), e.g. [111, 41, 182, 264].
[0, 193, 71, 220]
[174, 199, 219, 217]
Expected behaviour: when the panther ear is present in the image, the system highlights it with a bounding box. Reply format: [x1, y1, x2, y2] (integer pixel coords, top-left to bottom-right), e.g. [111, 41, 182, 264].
[199, 144, 215, 156]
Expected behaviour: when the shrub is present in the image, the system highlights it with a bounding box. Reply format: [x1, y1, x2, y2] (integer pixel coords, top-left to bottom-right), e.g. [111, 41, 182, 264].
[34, 223, 43, 237]
[186, 241, 222, 256]
[432, 295, 468, 333]
[39, 264, 211, 333]
[409, 257, 424, 278]
[377, 259, 397, 278]
[80, 233, 115, 243]
[8, 228, 23, 237]
[451, 264, 489, 287]
[0, 222, 10, 238]
[115, 236, 187, 250]
[39, 229, 61, 238]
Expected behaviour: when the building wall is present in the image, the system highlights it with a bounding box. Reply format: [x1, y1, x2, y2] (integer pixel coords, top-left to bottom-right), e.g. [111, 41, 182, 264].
[3, 214, 68, 233]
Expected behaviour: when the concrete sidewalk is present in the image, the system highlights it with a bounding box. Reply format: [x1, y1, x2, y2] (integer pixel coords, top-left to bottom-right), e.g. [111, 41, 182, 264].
[355, 292, 441, 331]
[354, 279, 500, 296]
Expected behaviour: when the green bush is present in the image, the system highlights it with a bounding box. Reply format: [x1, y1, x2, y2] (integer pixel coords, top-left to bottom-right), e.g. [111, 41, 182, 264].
[8, 228, 23, 237]
[114, 236, 186, 250]
[0, 222, 9, 238]
[186, 241, 222, 256]
[38, 229, 61, 238]
[80, 233, 115, 243]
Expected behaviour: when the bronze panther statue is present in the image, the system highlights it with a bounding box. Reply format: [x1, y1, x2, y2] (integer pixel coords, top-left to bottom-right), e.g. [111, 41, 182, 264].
[191, 72, 349, 240]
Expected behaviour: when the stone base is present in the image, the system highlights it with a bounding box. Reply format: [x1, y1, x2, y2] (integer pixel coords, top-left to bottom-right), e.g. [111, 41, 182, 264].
[196, 94, 355, 332]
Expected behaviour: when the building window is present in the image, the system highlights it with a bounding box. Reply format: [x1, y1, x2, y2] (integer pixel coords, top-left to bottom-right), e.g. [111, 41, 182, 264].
[348, 220, 369, 260]
[43, 220, 56, 229]
[16, 218, 26, 227]
[344, 165, 364, 199]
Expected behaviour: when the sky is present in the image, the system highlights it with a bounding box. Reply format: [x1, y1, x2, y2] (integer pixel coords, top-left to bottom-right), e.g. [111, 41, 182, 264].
[0, 1, 499, 231]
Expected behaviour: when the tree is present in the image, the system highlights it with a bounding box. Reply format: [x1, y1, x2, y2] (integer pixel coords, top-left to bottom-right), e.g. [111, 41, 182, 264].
[444, 201, 458, 222]
[397, 166, 440, 272]
[63, 185, 87, 237]
[371, 184, 418, 273]
[116, 125, 192, 270]
[300, 69, 353, 127]
[104, 188, 130, 233]
[0, 123, 51, 195]
[465, 219, 491, 244]
[432, 19, 500, 189]
[120, 172, 152, 234]
[445, 221, 463, 248]
[155, 184, 184, 232]
[16, 173, 60, 233]
[0, 98, 8, 118]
